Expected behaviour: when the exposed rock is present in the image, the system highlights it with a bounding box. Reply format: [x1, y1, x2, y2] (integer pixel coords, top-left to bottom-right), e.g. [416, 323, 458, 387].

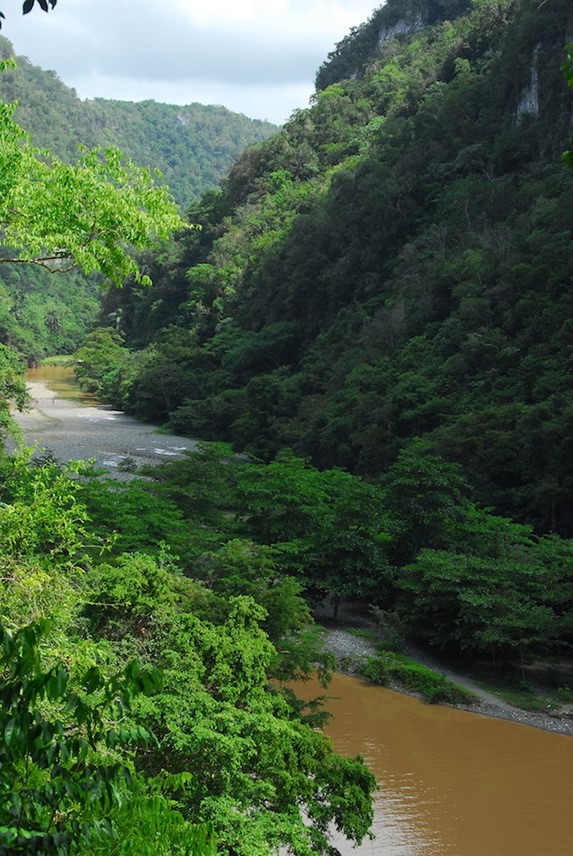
[515, 43, 541, 123]
[378, 14, 424, 48]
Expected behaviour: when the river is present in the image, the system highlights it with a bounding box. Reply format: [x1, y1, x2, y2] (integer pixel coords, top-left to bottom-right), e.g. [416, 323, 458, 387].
[299, 673, 573, 855]
[12, 365, 199, 471]
[14, 367, 573, 855]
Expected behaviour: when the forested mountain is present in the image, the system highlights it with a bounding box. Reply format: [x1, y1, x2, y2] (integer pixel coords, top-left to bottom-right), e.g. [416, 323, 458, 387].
[1, 3, 573, 847]
[0, 36, 276, 359]
[95, 0, 573, 538]
[0, 36, 277, 211]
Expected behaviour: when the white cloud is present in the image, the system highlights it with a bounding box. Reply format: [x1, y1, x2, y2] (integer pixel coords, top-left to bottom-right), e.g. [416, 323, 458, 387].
[3, 0, 384, 124]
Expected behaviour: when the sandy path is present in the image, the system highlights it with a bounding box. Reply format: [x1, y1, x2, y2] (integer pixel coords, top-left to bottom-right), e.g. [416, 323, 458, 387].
[11, 378, 200, 473]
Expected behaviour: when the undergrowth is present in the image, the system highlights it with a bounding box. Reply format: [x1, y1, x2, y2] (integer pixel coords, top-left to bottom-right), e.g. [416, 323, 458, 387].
[358, 652, 476, 705]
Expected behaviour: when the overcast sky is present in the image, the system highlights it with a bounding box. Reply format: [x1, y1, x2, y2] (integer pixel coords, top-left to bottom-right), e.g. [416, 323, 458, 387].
[3, 0, 382, 124]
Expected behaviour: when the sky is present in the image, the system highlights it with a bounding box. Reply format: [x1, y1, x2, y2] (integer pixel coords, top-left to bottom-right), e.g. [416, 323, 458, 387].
[2, 0, 383, 125]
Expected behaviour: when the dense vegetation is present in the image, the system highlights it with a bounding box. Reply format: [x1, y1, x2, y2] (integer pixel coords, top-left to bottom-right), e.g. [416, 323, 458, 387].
[0, 35, 376, 852]
[0, 35, 276, 360]
[95, 0, 573, 538]
[2, 0, 573, 850]
[73, 0, 573, 677]
[0, 449, 376, 854]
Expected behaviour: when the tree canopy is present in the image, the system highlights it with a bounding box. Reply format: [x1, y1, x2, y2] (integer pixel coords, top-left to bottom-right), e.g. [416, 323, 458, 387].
[0, 64, 185, 285]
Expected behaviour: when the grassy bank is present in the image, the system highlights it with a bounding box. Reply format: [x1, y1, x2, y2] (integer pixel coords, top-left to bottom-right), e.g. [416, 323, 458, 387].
[357, 651, 476, 705]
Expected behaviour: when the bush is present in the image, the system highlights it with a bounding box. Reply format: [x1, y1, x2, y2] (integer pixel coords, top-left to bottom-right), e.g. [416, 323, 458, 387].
[358, 653, 475, 704]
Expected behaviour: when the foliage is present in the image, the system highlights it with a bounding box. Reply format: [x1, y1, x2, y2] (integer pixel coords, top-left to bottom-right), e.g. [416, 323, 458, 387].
[0, 40, 276, 360]
[0, 448, 376, 854]
[396, 532, 572, 663]
[0, 618, 216, 855]
[98, 0, 573, 540]
[0, 99, 184, 284]
[357, 651, 474, 704]
[0, 343, 27, 435]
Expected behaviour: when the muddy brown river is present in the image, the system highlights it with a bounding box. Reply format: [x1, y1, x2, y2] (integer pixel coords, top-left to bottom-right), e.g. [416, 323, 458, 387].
[300, 673, 573, 855]
[16, 366, 573, 855]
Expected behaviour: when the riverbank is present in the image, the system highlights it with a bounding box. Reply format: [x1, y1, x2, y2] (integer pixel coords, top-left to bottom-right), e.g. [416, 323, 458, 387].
[10, 373, 200, 473]
[15, 370, 573, 739]
[319, 614, 573, 737]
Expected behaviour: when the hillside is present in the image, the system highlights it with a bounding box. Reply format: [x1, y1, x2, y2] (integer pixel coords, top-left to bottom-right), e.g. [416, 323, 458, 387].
[0, 36, 277, 360]
[94, 0, 573, 539]
[0, 36, 277, 211]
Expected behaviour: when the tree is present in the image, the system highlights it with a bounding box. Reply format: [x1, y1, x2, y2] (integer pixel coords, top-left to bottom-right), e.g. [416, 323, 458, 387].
[0, 344, 28, 436]
[0, 66, 185, 286]
[563, 43, 573, 167]
[233, 451, 392, 613]
[380, 441, 469, 566]
[0, 618, 216, 855]
[0, 0, 57, 30]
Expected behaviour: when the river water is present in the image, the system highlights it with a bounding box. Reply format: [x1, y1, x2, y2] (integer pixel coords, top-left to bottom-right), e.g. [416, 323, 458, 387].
[16, 367, 573, 855]
[298, 674, 573, 855]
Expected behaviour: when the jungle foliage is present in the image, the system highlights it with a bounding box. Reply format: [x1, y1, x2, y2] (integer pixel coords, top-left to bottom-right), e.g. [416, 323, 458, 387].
[0, 447, 377, 855]
[96, 0, 573, 540]
[2, 2, 573, 848]
[0, 36, 276, 360]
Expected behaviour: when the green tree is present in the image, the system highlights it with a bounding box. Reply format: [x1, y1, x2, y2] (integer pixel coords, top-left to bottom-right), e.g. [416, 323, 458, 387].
[133, 595, 375, 855]
[0, 619, 215, 855]
[0, 343, 27, 436]
[73, 327, 129, 400]
[0, 73, 183, 285]
[380, 441, 469, 566]
[234, 452, 392, 611]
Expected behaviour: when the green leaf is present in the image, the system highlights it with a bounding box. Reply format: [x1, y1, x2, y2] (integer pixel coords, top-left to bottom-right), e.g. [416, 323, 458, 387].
[4, 717, 23, 749]
[83, 666, 102, 694]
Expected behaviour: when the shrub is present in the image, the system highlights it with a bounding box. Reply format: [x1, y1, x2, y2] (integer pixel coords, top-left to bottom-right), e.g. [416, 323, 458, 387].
[358, 652, 475, 704]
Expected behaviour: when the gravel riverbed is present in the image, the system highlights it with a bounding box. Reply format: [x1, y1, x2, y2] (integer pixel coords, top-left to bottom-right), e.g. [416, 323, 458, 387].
[318, 615, 573, 737]
[11, 379, 200, 473]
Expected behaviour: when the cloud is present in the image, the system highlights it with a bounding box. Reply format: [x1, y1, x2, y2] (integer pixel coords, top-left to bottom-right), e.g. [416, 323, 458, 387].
[4, 0, 383, 123]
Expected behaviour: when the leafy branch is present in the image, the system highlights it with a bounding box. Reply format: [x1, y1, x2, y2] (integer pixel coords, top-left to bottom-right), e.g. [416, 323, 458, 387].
[0, 0, 57, 28]
[0, 99, 187, 285]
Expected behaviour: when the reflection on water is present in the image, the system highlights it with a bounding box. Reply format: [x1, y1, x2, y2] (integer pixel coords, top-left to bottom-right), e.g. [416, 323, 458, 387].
[296, 674, 573, 855]
[27, 365, 97, 405]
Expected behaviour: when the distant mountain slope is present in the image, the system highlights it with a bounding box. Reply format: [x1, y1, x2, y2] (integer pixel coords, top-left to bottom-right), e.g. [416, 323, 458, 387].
[0, 36, 277, 360]
[98, 0, 573, 536]
[0, 36, 277, 211]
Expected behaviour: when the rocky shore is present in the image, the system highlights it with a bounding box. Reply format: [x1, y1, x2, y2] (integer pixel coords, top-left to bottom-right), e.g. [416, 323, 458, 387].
[11, 377, 199, 473]
[319, 620, 573, 737]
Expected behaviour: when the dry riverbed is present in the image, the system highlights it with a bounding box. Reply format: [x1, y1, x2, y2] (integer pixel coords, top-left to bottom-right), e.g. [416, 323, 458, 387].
[11, 378, 199, 473]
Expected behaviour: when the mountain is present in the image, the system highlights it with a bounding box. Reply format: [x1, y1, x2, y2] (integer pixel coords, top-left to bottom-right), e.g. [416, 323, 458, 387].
[0, 36, 277, 359]
[0, 36, 277, 212]
[82, 0, 573, 535]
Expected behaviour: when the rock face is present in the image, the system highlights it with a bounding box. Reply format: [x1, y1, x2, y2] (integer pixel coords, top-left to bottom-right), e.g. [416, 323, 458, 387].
[377, 14, 424, 49]
[515, 43, 541, 122]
